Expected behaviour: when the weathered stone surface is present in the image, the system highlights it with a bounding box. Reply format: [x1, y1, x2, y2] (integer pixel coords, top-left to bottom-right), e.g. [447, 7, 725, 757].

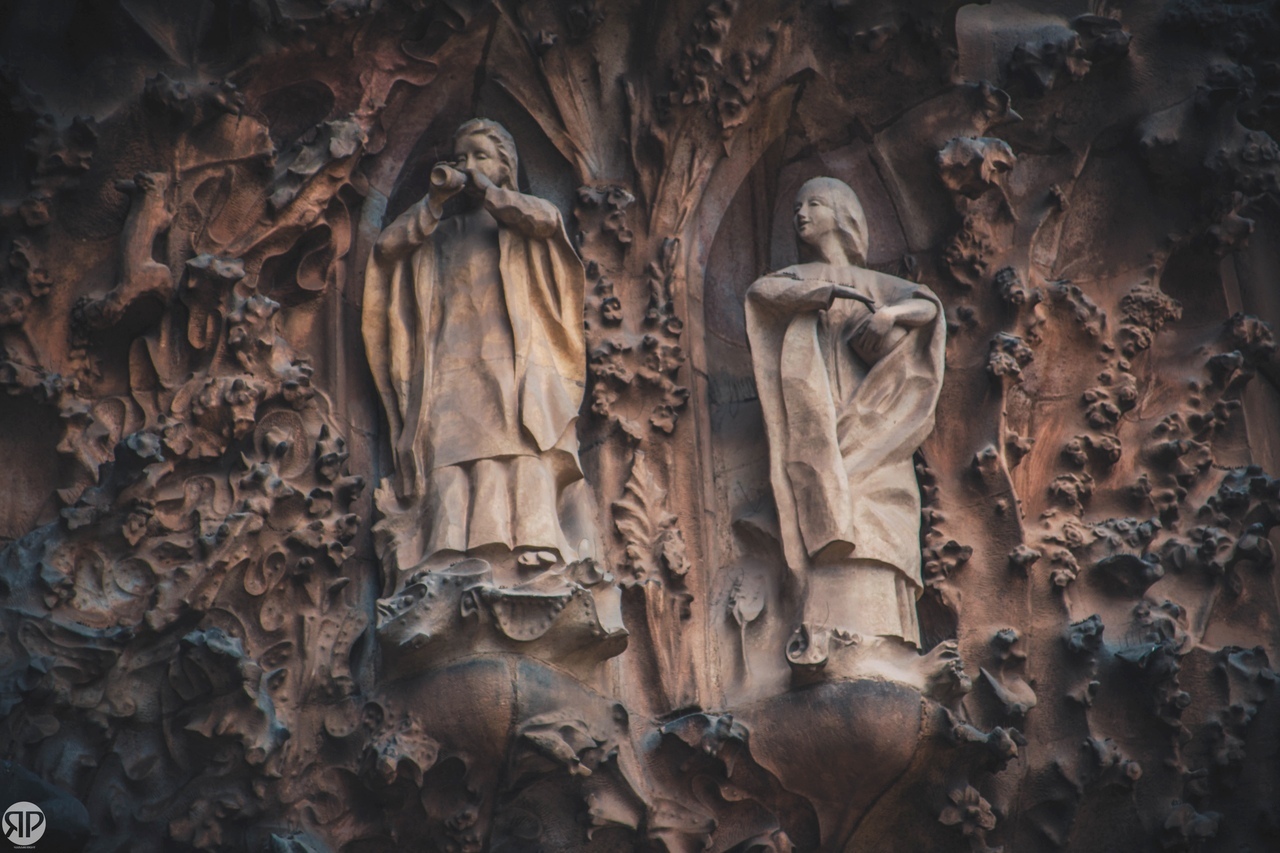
[0, 1, 1278, 851]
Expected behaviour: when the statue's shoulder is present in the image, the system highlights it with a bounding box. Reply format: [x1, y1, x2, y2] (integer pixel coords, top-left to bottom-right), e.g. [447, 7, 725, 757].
[520, 188, 563, 217]
[749, 264, 804, 285]
[746, 266, 802, 303]
[854, 266, 937, 303]
[775, 263, 806, 275]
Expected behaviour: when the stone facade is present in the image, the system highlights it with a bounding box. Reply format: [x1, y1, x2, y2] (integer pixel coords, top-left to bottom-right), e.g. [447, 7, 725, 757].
[0, 1, 1278, 851]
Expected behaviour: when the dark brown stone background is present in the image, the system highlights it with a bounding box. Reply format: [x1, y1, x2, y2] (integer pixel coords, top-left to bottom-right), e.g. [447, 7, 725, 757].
[1, 1, 1278, 851]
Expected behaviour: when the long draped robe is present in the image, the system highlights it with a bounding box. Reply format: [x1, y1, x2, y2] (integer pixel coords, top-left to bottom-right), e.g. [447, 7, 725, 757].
[745, 262, 945, 638]
[362, 185, 588, 573]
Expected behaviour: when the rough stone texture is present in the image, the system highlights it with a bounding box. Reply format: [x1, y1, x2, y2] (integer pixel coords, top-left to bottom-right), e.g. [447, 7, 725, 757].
[0, 1, 1277, 851]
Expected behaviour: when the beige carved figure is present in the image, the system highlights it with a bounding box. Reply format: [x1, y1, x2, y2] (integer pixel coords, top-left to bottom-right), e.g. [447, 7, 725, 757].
[363, 119, 595, 587]
[746, 177, 957, 686]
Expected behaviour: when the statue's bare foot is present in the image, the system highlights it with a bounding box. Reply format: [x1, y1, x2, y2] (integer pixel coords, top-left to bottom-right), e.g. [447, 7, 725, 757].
[516, 549, 558, 570]
[786, 624, 834, 671]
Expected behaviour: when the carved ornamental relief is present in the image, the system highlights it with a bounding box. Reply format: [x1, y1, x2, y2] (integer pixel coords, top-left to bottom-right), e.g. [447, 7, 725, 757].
[0, 2, 1277, 853]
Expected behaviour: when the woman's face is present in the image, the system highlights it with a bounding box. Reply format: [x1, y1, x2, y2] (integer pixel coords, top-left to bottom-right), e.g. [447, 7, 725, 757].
[794, 186, 838, 246]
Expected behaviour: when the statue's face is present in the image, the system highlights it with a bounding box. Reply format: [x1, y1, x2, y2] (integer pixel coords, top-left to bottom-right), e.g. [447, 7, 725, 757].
[455, 133, 509, 187]
[793, 186, 838, 245]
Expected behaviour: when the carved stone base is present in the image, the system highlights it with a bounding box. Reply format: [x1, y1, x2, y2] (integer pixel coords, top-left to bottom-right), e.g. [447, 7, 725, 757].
[732, 678, 949, 852]
[366, 655, 642, 851]
[787, 626, 972, 703]
[376, 557, 627, 680]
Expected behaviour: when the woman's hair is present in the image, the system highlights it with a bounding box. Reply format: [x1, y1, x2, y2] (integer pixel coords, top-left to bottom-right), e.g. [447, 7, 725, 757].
[794, 176, 869, 266]
[454, 118, 519, 189]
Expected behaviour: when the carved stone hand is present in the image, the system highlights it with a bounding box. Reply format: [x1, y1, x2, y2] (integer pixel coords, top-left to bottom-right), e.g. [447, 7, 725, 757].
[851, 304, 904, 358]
[464, 165, 495, 198]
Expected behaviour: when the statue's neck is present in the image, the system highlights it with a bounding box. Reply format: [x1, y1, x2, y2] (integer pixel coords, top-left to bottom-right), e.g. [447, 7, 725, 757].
[802, 232, 853, 267]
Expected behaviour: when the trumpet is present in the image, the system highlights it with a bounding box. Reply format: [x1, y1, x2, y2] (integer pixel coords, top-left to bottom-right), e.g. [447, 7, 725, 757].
[430, 163, 467, 193]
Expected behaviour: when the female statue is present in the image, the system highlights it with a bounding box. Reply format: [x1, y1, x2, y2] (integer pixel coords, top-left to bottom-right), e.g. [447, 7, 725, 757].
[745, 177, 946, 665]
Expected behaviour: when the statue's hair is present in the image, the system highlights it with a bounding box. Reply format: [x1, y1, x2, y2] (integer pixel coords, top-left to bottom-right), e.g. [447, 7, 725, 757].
[454, 118, 519, 189]
[794, 176, 869, 267]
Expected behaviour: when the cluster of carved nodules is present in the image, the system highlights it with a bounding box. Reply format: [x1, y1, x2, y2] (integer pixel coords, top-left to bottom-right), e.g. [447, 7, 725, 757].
[1, 1, 1279, 852]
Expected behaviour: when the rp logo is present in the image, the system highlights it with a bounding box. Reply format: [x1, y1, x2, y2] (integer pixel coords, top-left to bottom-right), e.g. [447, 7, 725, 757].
[3, 801, 45, 846]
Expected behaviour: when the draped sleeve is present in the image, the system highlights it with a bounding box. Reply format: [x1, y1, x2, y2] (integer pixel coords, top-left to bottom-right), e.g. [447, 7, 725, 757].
[490, 188, 587, 459]
[361, 199, 444, 501]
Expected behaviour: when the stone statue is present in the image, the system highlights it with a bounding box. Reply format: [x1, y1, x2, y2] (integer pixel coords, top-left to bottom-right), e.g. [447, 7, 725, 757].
[362, 118, 596, 587]
[745, 176, 946, 675]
